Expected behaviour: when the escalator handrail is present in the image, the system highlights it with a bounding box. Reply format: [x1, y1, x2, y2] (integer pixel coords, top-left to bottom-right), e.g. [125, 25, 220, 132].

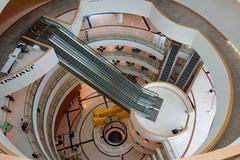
[36, 29, 155, 111]
[35, 20, 159, 103]
[39, 27, 156, 107]
[41, 16, 159, 98]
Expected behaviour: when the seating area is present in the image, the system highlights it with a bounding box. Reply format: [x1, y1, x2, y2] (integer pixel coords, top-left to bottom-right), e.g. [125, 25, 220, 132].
[132, 48, 141, 53]
[115, 45, 124, 51]
[96, 46, 106, 52]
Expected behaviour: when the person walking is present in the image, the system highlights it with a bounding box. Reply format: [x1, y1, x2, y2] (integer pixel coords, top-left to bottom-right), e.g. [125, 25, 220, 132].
[32, 152, 40, 159]
[5, 95, 14, 102]
[85, 30, 89, 42]
[1, 106, 12, 113]
[20, 118, 29, 133]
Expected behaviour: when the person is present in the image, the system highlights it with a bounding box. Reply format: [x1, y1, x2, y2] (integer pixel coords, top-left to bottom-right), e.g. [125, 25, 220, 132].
[21, 118, 29, 133]
[1, 106, 12, 113]
[58, 135, 63, 145]
[5, 95, 14, 102]
[209, 87, 215, 93]
[85, 30, 89, 42]
[32, 152, 40, 159]
[21, 123, 28, 132]
[37, 108, 40, 113]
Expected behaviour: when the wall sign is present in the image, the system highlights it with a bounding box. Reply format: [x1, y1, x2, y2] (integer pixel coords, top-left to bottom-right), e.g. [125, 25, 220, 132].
[0, 65, 34, 85]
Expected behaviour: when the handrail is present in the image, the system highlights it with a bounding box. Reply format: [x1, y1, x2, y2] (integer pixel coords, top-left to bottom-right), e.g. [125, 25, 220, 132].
[31, 21, 157, 117]
[50, 36, 153, 110]
[42, 17, 127, 76]
[24, 79, 48, 160]
[46, 77, 78, 158]
[56, 54, 152, 118]
[23, 17, 166, 121]
[164, 138, 179, 159]
[36, 68, 67, 160]
[22, 67, 71, 160]
[31, 72, 78, 160]
[41, 16, 160, 98]
[31, 77, 54, 160]
[34, 19, 158, 105]
[180, 90, 197, 157]
[100, 51, 161, 70]
[37, 25, 155, 107]
[115, 65, 157, 81]
[81, 34, 166, 58]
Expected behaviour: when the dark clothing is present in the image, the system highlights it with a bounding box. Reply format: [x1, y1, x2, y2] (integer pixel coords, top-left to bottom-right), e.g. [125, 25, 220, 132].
[5, 95, 14, 102]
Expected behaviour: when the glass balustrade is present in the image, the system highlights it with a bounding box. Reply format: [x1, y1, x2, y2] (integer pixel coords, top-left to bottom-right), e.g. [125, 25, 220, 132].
[24, 17, 163, 121]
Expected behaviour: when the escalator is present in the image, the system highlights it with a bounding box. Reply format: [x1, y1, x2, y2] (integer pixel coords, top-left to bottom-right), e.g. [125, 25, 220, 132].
[158, 41, 181, 81]
[175, 51, 201, 89]
[24, 17, 163, 121]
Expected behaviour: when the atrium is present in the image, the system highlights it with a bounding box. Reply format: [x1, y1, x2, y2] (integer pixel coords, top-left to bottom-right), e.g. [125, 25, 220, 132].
[0, 0, 240, 160]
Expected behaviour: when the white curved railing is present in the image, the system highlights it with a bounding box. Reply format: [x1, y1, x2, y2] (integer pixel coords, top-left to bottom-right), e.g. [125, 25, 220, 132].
[100, 51, 161, 74]
[23, 66, 69, 160]
[25, 49, 160, 159]
[57, 0, 232, 153]
[24, 79, 46, 159]
[4, 2, 231, 157]
[33, 67, 67, 160]
[32, 67, 65, 159]
[84, 35, 166, 60]
[30, 68, 79, 160]
[41, 71, 68, 160]
[49, 79, 80, 158]
[46, 75, 78, 160]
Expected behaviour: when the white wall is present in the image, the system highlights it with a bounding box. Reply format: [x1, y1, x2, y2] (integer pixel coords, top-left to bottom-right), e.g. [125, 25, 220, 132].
[0, 48, 59, 97]
[0, 0, 232, 155]
[149, 5, 197, 45]
[192, 33, 230, 153]
[73, 0, 232, 154]
[175, 0, 240, 51]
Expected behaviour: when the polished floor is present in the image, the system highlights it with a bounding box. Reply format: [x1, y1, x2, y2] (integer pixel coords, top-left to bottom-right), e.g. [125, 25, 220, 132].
[56, 83, 147, 160]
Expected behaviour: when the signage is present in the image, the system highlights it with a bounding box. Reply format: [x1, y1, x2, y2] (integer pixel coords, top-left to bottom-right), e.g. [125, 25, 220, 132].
[0, 65, 34, 85]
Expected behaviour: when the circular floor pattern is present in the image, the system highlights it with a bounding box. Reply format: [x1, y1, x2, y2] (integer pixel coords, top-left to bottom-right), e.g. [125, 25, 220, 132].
[78, 100, 147, 160]
[108, 131, 123, 143]
[103, 121, 128, 146]
[94, 120, 132, 156]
